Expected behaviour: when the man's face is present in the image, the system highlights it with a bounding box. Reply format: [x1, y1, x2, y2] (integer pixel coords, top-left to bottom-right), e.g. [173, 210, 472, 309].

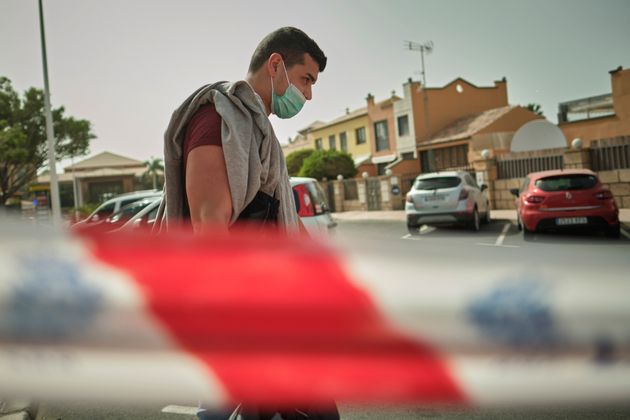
[275, 53, 319, 101]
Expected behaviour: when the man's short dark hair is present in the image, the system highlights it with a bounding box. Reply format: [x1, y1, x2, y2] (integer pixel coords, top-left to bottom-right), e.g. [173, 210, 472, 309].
[248, 27, 327, 74]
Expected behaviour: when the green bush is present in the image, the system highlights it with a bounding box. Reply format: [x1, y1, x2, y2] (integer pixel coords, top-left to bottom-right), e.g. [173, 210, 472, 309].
[298, 150, 357, 180]
[285, 148, 315, 176]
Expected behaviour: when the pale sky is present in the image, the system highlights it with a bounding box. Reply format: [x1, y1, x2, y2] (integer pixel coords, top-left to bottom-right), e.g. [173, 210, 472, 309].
[1, 0, 629, 169]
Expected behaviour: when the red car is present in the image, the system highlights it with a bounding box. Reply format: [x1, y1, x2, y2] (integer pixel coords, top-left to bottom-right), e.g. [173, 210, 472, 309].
[511, 169, 620, 238]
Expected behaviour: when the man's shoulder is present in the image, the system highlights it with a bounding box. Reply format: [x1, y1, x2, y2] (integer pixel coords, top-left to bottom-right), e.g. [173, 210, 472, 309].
[191, 103, 221, 123]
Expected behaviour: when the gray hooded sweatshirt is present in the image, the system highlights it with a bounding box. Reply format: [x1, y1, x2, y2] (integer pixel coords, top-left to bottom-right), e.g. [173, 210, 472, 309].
[154, 80, 299, 233]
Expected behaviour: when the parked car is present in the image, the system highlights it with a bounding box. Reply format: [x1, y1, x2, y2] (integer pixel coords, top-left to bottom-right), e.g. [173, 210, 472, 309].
[118, 178, 337, 236]
[74, 195, 162, 233]
[115, 196, 162, 232]
[73, 190, 162, 229]
[290, 177, 337, 235]
[405, 171, 490, 232]
[510, 169, 620, 238]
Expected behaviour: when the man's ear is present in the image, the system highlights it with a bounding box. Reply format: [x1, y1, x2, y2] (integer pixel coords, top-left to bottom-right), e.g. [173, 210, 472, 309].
[266, 53, 283, 78]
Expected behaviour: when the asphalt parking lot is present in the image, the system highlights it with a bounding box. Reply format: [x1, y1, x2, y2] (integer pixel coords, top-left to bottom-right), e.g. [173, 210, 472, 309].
[333, 213, 630, 264]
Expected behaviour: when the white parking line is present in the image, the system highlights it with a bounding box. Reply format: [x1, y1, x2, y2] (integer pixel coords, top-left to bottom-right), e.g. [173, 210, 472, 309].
[401, 233, 421, 241]
[476, 242, 520, 248]
[161, 405, 199, 415]
[475, 222, 519, 248]
[621, 228, 630, 240]
[495, 223, 511, 246]
[401, 225, 435, 240]
[420, 225, 436, 235]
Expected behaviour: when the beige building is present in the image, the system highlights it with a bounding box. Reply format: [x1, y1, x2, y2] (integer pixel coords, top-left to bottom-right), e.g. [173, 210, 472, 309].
[281, 121, 325, 156]
[35, 151, 154, 207]
[299, 107, 374, 174]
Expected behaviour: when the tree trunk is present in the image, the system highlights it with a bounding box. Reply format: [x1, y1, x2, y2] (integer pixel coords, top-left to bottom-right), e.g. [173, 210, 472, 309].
[152, 173, 157, 190]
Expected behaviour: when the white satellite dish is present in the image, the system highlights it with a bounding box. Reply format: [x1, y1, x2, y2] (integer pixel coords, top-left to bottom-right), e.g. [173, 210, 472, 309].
[511, 120, 567, 152]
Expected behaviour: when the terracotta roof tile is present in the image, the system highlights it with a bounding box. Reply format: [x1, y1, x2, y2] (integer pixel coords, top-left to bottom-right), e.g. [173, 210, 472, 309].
[428, 106, 516, 144]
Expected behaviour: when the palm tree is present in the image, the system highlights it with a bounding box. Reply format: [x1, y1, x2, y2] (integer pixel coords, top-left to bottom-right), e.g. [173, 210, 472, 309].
[143, 157, 164, 190]
[526, 103, 544, 117]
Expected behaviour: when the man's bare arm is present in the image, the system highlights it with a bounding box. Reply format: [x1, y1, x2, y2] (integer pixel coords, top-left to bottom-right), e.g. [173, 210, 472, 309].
[186, 145, 233, 233]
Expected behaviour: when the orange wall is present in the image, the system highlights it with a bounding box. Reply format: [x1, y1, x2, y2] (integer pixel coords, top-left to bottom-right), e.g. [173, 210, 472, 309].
[411, 78, 508, 143]
[367, 96, 399, 157]
[560, 68, 630, 145]
[389, 158, 420, 176]
[356, 162, 377, 177]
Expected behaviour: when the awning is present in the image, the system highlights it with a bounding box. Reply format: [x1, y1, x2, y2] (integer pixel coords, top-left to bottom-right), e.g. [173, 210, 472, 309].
[354, 154, 372, 166]
[372, 154, 397, 164]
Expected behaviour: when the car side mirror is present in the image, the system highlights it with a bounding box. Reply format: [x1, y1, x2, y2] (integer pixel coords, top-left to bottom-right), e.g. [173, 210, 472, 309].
[480, 184, 488, 191]
[509, 188, 520, 197]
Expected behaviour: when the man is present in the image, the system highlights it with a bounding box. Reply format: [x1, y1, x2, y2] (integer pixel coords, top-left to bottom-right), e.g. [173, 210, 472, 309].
[155, 28, 338, 420]
[155, 27, 327, 234]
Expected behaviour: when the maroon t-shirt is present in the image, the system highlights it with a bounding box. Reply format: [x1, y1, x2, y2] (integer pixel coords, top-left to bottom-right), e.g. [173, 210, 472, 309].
[183, 103, 222, 170]
[182, 104, 222, 218]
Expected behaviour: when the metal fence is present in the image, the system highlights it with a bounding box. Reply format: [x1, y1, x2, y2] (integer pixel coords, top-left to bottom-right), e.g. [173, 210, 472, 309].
[590, 136, 630, 171]
[343, 179, 359, 200]
[497, 154, 564, 179]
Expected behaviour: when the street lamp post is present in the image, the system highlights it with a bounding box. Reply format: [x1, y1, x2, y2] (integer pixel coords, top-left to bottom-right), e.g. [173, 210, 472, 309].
[404, 40, 434, 171]
[38, 0, 61, 225]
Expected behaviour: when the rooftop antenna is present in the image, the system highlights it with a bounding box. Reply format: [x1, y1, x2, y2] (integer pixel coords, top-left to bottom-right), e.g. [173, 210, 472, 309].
[404, 40, 435, 171]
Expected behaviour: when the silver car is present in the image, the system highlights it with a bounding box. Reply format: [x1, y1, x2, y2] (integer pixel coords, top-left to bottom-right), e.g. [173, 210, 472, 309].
[405, 171, 490, 232]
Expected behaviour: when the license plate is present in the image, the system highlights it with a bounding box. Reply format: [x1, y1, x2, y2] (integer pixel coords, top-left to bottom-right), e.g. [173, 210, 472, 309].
[555, 217, 588, 226]
[424, 195, 445, 202]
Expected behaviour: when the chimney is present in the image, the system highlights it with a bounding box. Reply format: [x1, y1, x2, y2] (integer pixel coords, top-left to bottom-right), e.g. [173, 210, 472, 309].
[366, 93, 375, 108]
[345, 107, 350, 115]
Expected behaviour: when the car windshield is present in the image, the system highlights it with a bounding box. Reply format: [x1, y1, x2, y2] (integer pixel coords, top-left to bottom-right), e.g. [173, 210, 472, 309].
[535, 175, 597, 192]
[414, 176, 461, 190]
[108, 200, 153, 223]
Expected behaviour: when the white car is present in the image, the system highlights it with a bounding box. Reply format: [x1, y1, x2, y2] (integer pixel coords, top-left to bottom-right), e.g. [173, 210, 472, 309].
[118, 178, 337, 236]
[290, 177, 337, 236]
[405, 171, 490, 231]
[73, 189, 162, 228]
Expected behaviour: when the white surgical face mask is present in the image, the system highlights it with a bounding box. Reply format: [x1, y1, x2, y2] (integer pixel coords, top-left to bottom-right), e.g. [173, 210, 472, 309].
[271, 60, 306, 119]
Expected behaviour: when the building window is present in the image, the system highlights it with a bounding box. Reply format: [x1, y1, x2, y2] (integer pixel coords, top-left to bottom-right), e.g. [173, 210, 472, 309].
[401, 152, 415, 160]
[355, 127, 366, 145]
[377, 163, 389, 176]
[420, 144, 469, 173]
[339, 132, 348, 152]
[397, 115, 410, 137]
[374, 120, 389, 152]
[315, 138, 322, 150]
[328, 135, 336, 150]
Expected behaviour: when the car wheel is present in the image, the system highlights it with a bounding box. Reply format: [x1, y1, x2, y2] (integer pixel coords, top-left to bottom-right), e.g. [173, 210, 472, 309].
[482, 203, 491, 225]
[471, 208, 480, 232]
[516, 214, 523, 231]
[523, 222, 534, 236]
[407, 223, 419, 234]
[605, 224, 620, 239]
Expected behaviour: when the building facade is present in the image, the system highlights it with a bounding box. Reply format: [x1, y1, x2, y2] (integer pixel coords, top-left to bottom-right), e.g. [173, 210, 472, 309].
[35, 151, 154, 207]
[559, 67, 630, 146]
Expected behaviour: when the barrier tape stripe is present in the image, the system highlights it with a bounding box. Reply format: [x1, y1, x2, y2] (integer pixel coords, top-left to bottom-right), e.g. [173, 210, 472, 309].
[1, 227, 630, 406]
[89, 230, 465, 406]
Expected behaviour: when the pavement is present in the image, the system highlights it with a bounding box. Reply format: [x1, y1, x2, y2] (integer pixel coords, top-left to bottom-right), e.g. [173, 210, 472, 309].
[332, 208, 630, 224]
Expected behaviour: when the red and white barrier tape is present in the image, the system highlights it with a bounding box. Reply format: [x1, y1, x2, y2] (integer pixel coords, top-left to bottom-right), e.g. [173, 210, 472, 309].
[0, 224, 629, 407]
